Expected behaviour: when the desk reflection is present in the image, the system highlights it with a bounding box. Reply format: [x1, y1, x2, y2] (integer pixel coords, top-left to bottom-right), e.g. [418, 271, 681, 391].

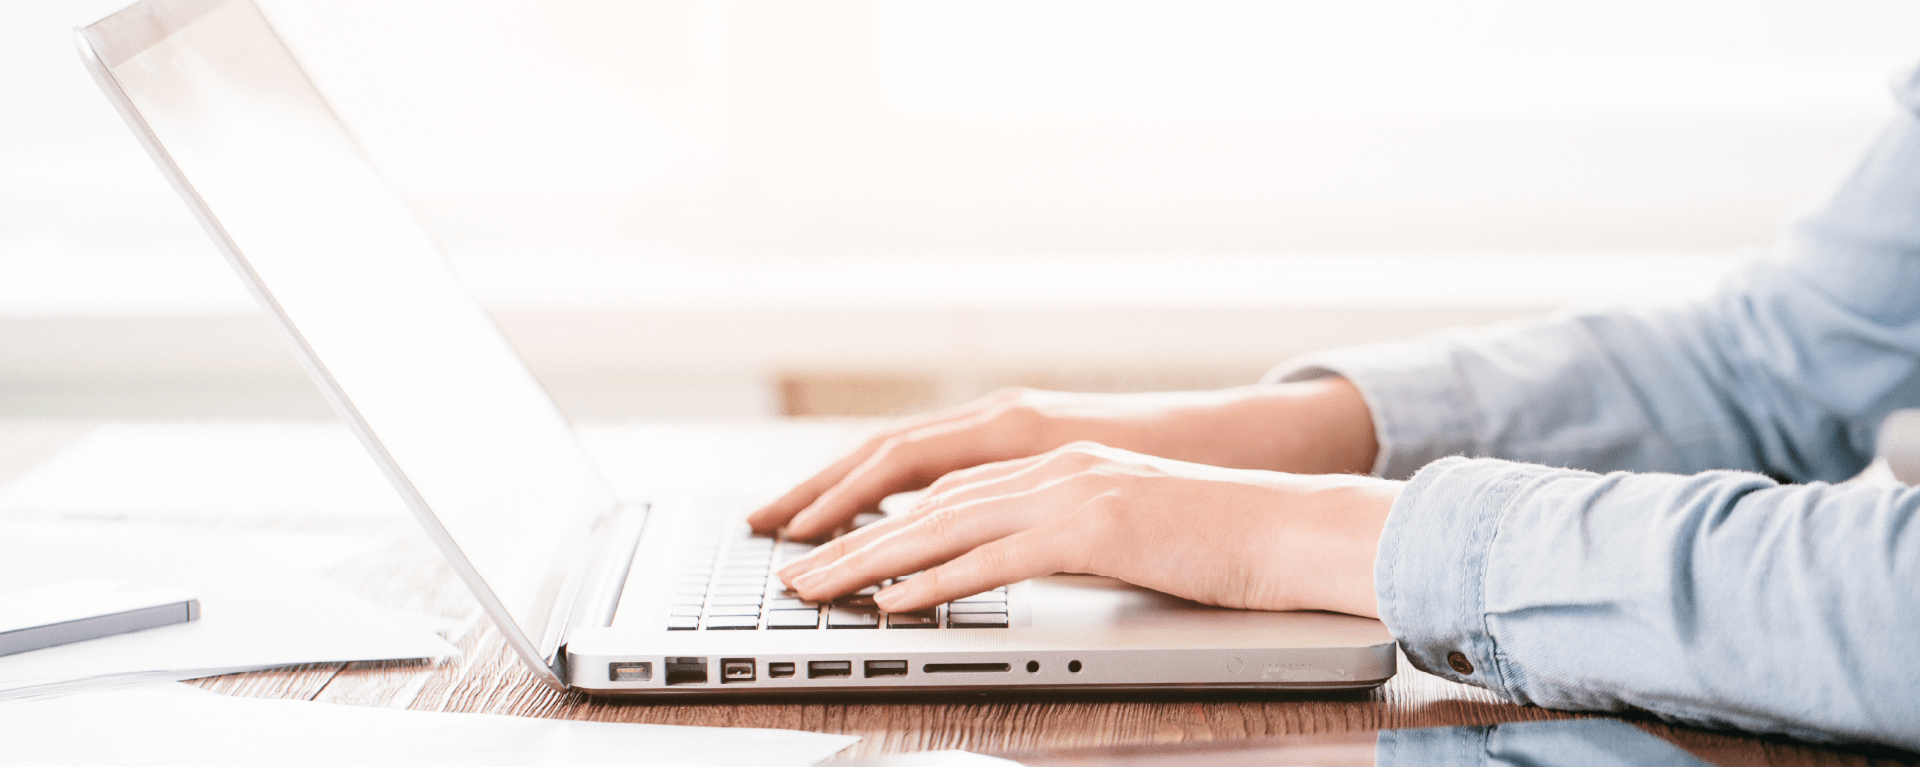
[850, 719, 1712, 766]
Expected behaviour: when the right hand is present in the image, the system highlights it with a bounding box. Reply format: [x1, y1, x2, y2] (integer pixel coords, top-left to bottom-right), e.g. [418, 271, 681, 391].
[773, 440, 1400, 619]
[746, 377, 1378, 540]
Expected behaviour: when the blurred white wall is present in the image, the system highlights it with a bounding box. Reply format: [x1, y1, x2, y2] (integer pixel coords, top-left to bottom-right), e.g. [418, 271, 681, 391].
[267, 0, 1919, 262]
[3, 0, 1918, 417]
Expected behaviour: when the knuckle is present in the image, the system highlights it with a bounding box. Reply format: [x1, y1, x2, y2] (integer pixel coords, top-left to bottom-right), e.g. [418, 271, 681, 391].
[1071, 488, 1130, 527]
[917, 506, 967, 540]
[917, 564, 960, 596]
[969, 543, 1013, 575]
[1043, 441, 1106, 468]
[982, 391, 1049, 450]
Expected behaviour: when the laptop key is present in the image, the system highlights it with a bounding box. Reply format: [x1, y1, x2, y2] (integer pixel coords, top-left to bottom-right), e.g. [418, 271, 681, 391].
[832, 594, 876, 608]
[769, 586, 808, 600]
[707, 596, 764, 607]
[827, 606, 880, 628]
[707, 604, 761, 617]
[948, 601, 1006, 614]
[766, 609, 821, 629]
[669, 603, 703, 617]
[887, 610, 938, 629]
[767, 598, 819, 610]
[704, 614, 760, 630]
[949, 612, 1009, 629]
[953, 591, 1007, 604]
[666, 615, 699, 630]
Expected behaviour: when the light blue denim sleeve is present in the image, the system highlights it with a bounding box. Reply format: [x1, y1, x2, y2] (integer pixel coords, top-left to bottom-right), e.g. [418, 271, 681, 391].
[1380, 459, 1920, 748]
[1264, 65, 1920, 748]
[1269, 64, 1920, 483]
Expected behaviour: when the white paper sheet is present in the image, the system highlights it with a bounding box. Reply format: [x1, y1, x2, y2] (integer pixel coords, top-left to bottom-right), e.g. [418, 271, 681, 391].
[4, 683, 861, 766]
[0, 520, 457, 699]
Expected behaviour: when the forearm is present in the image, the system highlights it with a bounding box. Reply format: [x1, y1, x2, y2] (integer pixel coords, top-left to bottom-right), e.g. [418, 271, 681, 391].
[1380, 457, 1920, 748]
[1129, 378, 1376, 476]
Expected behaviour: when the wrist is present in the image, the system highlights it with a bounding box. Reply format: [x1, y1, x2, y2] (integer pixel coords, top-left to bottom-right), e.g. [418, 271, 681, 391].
[1317, 478, 1398, 619]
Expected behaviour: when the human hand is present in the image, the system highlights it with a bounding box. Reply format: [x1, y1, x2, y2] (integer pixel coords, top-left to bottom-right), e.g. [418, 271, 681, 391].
[776, 441, 1397, 619]
[747, 378, 1377, 541]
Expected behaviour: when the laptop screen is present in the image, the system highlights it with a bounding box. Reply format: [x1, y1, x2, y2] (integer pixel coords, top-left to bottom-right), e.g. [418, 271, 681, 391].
[81, 0, 620, 668]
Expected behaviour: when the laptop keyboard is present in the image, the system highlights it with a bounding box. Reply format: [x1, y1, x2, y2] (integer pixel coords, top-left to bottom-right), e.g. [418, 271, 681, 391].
[667, 513, 1010, 631]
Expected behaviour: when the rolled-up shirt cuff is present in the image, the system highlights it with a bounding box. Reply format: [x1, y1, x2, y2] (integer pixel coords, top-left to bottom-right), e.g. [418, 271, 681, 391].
[1264, 341, 1479, 480]
[1375, 456, 1547, 701]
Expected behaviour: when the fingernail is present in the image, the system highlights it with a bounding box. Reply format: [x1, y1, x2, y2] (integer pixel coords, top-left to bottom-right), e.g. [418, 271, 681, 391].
[873, 586, 906, 611]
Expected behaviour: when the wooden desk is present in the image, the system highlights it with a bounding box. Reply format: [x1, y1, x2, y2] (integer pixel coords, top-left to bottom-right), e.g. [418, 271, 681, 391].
[0, 420, 1897, 766]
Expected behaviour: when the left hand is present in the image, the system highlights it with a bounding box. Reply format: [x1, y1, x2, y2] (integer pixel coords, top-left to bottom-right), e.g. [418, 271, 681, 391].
[776, 441, 1399, 619]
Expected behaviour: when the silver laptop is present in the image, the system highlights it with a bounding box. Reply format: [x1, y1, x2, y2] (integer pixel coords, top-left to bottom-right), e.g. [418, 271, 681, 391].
[77, 0, 1395, 696]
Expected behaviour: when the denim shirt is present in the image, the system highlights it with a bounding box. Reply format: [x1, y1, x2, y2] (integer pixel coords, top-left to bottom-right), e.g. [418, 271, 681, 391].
[1271, 64, 1920, 749]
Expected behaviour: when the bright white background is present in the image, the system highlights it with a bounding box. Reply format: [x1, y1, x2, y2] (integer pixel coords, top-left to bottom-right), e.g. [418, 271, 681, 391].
[4, 0, 1919, 417]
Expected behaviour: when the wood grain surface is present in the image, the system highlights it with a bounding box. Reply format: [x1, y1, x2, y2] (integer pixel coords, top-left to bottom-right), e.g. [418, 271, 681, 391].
[0, 420, 1897, 766]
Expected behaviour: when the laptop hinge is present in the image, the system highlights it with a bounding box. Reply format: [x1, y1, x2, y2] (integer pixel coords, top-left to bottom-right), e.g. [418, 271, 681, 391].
[559, 502, 651, 638]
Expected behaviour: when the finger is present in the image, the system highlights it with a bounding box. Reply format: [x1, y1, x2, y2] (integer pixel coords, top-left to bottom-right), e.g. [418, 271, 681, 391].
[916, 451, 1048, 500]
[873, 526, 1077, 613]
[786, 475, 1084, 600]
[746, 444, 880, 533]
[775, 499, 926, 581]
[746, 405, 992, 533]
[783, 407, 1025, 540]
[775, 450, 1058, 581]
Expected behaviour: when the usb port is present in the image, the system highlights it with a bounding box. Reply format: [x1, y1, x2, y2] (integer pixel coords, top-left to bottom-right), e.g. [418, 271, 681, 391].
[808, 660, 852, 678]
[864, 660, 908, 678]
[768, 662, 796, 678]
[720, 658, 756, 683]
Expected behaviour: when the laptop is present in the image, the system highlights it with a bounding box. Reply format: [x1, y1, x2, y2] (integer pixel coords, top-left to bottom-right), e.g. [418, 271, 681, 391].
[76, 0, 1396, 696]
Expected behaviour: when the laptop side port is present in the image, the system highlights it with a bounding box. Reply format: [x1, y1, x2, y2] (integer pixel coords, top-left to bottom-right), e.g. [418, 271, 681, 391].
[608, 662, 652, 682]
[923, 662, 1012, 674]
[864, 660, 908, 678]
[720, 658, 756, 683]
[808, 660, 852, 678]
[768, 662, 796, 678]
[665, 657, 708, 685]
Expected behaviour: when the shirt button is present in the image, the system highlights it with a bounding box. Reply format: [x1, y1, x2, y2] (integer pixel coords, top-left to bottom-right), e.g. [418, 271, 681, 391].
[1446, 652, 1474, 675]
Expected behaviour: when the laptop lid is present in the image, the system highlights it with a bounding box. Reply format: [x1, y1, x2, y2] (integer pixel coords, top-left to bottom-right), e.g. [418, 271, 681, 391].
[77, 0, 621, 687]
